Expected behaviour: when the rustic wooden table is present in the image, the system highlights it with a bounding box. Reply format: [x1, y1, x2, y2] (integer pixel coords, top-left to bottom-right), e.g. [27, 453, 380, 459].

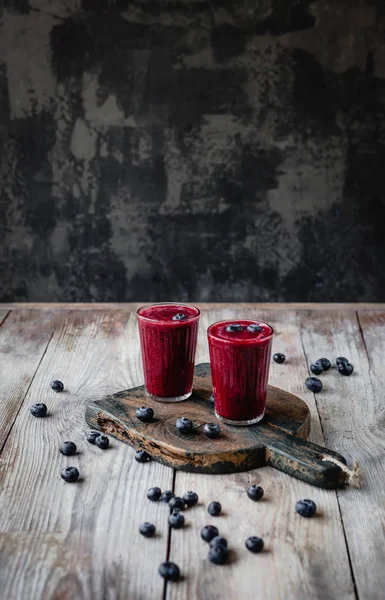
[0, 303, 384, 600]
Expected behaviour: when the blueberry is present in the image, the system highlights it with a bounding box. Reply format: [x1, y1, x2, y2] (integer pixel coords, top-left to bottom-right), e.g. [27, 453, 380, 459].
[247, 485, 264, 501]
[305, 377, 323, 393]
[50, 380, 64, 392]
[136, 406, 154, 422]
[318, 358, 331, 371]
[61, 466, 79, 483]
[226, 324, 243, 332]
[209, 393, 215, 403]
[172, 313, 186, 321]
[208, 545, 228, 565]
[169, 510, 185, 529]
[183, 491, 198, 507]
[176, 417, 193, 433]
[147, 487, 162, 501]
[310, 362, 323, 375]
[208, 501, 222, 517]
[273, 353, 286, 364]
[160, 490, 174, 503]
[201, 525, 219, 543]
[245, 536, 264, 553]
[338, 362, 354, 376]
[95, 435, 109, 449]
[203, 422, 221, 439]
[158, 561, 180, 581]
[139, 522, 155, 538]
[59, 441, 77, 456]
[169, 496, 185, 511]
[135, 449, 151, 463]
[247, 324, 263, 333]
[209, 536, 228, 549]
[87, 430, 100, 444]
[296, 498, 317, 518]
[30, 403, 47, 418]
[336, 356, 349, 365]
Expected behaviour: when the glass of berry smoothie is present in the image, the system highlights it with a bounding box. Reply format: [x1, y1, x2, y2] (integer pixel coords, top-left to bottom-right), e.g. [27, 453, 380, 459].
[207, 319, 274, 425]
[137, 303, 200, 402]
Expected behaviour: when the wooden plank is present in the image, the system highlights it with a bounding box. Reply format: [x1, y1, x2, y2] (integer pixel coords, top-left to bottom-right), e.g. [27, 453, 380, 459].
[0, 310, 9, 326]
[298, 309, 385, 600]
[1, 302, 385, 311]
[166, 308, 355, 600]
[0, 310, 173, 600]
[0, 310, 61, 453]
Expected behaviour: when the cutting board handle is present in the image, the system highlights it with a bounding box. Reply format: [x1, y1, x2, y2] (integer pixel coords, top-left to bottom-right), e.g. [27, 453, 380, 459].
[262, 428, 348, 488]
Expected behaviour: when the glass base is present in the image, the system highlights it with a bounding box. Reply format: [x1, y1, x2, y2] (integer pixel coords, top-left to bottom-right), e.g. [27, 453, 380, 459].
[215, 409, 265, 426]
[145, 389, 192, 403]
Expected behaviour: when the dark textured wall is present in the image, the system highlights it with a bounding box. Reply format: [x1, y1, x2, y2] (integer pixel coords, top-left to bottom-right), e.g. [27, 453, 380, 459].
[1, 0, 385, 302]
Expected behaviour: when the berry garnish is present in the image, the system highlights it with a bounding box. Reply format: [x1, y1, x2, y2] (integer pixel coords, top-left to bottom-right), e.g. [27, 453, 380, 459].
[169, 509, 185, 529]
[30, 403, 47, 418]
[147, 487, 162, 501]
[87, 431, 100, 444]
[247, 485, 264, 501]
[50, 380, 64, 392]
[172, 313, 186, 321]
[305, 377, 323, 393]
[226, 324, 243, 332]
[208, 501, 222, 517]
[160, 490, 174, 503]
[209, 536, 228, 549]
[336, 356, 349, 365]
[318, 358, 331, 371]
[201, 525, 219, 543]
[203, 422, 221, 439]
[135, 449, 151, 463]
[95, 435, 109, 449]
[158, 562, 180, 581]
[136, 406, 154, 422]
[183, 491, 198, 507]
[208, 545, 228, 564]
[59, 441, 77, 456]
[247, 324, 263, 333]
[295, 498, 317, 517]
[338, 362, 354, 376]
[176, 417, 193, 433]
[61, 466, 79, 483]
[245, 536, 264, 553]
[169, 496, 185, 510]
[273, 353, 285, 364]
[310, 362, 323, 375]
[139, 522, 155, 537]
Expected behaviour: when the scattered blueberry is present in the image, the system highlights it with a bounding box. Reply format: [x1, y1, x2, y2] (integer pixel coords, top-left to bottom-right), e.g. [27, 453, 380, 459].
[147, 487, 162, 501]
[172, 313, 186, 321]
[30, 403, 47, 418]
[226, 324, 243, 332]
[139, 522, 155, 538]
[203, 422, 221, 439]
[295, 498, 317, 518]
[135, 406, 154, 422]
[208, 501, 222, 517]
[305, 377, 323, 393]
[158, 561, 180, 582]
[310, 362, 324, 375]
[336, 356, 349, 365]
[318, 358, 331, 371]
[61, 466, 79, 483]
[210, 536, 228, 549]
[338, 362, 354, 376]
[160, 490, 174, 503]
[183, 491, 198, 507]
[50, 380, 64, 392]
[209, 393, 214, 403]
[201, 525, 219, 543]
[135, 449, 151, 463]
[208, 545, 228, 565]
[169, 496, 185, 511]
[176, 417, 193, 433]
[273, 353, 286, 364]
[95, 435, 109, 449]
[247, 324, 263, 333]
[169, 510, 185, 529]
[87, 431, 100, 444]
[59, 441, 77, 456]
[245, 536, 264, 553]
[247, 485, 264, 501]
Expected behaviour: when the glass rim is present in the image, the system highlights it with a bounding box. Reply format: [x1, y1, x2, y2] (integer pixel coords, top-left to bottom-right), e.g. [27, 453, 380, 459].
[137, 302, 200, 324]
[207, 319, 274, 344]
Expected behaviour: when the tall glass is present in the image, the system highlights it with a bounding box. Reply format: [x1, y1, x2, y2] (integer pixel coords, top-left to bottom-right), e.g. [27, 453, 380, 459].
[137, 303, 200, 402]
[207, 319, 274, 425]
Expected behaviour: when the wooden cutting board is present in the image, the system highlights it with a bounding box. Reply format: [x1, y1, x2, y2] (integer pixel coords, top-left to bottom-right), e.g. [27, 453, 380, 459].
[85, 363, 347, 488]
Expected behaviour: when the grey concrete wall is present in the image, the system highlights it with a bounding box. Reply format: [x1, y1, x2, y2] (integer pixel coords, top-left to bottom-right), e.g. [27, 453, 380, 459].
[1, 0, 385, 302]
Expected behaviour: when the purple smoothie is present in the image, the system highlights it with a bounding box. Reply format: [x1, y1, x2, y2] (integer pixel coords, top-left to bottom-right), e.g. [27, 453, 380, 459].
[137, 303, 200, 402]
[207, 319, 274, 425]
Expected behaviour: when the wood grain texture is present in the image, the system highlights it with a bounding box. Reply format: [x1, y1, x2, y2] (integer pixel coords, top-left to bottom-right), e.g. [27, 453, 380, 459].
[0, 310, 9, 326]
[299, 309, 385, 600]
[166, 309, 355, 600]
[0, 310, 61, 452]
[2, 302, 385, 310]
[0, 311, 173, 600]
